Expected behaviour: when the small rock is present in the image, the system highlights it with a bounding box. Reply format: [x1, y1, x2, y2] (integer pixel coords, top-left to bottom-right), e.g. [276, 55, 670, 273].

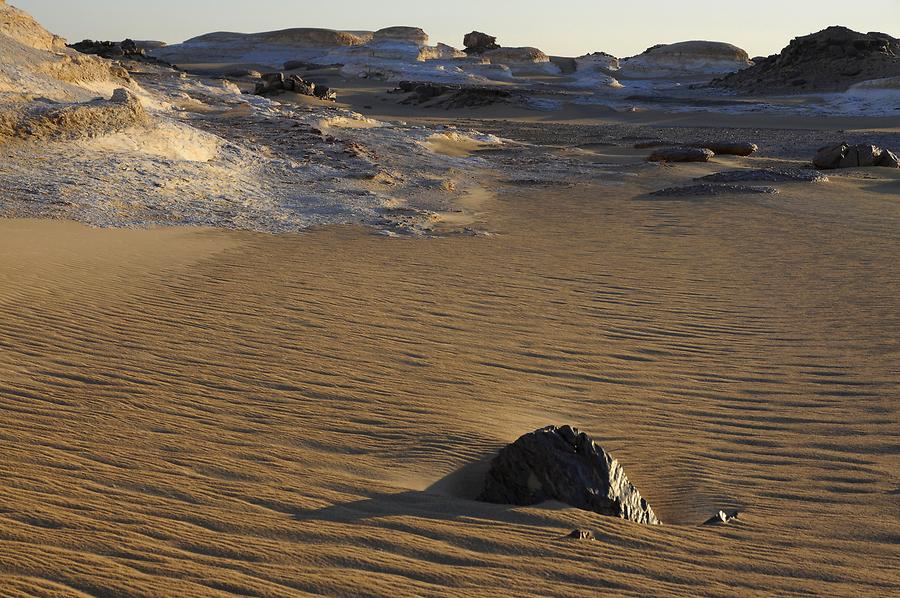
[648, 147, 715, 163]
[567, 529, 595, 541]
[704, 510, 740, 525]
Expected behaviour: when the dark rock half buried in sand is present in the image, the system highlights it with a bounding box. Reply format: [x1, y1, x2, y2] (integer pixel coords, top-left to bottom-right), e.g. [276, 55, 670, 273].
[650, 184, 778, 197]
[648, 147, 715, 162]
[478, 425, 660, 525]
[698, 168, 829, 183]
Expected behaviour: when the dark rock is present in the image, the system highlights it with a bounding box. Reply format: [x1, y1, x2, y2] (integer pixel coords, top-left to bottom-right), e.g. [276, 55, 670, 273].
[68, 39, 173, 67]
[254, 72, 336, 101]
[650, 184, 778, 197]
[567, 529, 596, 540]
[698, 168, 829, 183]
[394, 82, 512, 109]
[283, 60, 313, 71]
[463, 31, 501, 55]
[635, 141, 757, 156]
[814, 142, 898, 169]
[700, 142, 758, 156]
[814, 142, 849, 169]
[704, 510, 740, 525]
[478, 425, 661, 525]
[877, 149, 900, 168]
[712, 27, 900, 94]
[648, 147, 715, 162]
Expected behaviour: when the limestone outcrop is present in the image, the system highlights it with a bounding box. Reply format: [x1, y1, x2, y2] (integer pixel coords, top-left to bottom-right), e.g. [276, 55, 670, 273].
[620, 41, 750, 78]
[478, 426, 660, 525]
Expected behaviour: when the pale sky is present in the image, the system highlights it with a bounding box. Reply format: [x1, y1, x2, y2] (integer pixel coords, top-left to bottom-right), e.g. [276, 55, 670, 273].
[15, 0, 900, 58]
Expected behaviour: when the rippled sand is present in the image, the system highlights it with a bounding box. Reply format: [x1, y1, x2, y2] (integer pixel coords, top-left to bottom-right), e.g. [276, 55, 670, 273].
[0, 174, 898, 596]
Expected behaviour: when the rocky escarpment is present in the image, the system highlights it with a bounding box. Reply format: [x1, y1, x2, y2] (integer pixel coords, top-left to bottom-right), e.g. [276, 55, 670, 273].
[713, 27, 900, 94]
[478, 426, 660, 525]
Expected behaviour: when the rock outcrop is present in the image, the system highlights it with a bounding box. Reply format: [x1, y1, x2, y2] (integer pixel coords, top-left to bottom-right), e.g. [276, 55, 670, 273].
[620, 41, 750, 78]
[813, 142, 900, 169]
[483, 47, 550, 65]
[478, 425, 660, 525]
[463, 31, 500, 55]
[373, 26, 429, 46]
[713, 27, 900, 94]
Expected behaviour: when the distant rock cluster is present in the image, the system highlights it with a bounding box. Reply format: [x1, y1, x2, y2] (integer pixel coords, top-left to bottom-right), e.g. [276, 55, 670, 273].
[713, 27, 900, 93]
[69, 39, 171, 66]
[478, 425, 661, 525]
[254, 72, 336, 101]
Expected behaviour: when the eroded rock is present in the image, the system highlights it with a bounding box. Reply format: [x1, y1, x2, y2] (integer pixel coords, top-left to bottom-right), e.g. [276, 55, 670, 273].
[814, 142, 900, 169]
[648, 147, 714, 162]
[567, 529, 596, 540]
[478, 425, 661, 525]
[463, 31, 500, 55]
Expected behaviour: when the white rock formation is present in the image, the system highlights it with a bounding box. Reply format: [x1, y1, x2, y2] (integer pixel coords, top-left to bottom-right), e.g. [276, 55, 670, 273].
[619, 41, 751, 78]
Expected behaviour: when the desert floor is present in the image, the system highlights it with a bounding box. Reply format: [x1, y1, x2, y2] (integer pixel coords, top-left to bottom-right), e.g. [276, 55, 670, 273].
[1, 118, 899, 596]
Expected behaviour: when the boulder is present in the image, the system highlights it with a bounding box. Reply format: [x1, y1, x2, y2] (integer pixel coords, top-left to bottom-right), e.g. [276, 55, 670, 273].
[814, 142, 899, 169]
[567, 529, 596, 540]
[648, 147, 715, 162]
[700, 141, 758, 156]
[576, 52, 620, 72]
[877, 149, 900, 168]
[478, 425, 661, 525]
[463, 31, 500, 55]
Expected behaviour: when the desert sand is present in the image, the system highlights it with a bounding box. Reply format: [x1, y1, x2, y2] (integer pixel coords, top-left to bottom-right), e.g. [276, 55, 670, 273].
[1, 1, 900, 595]
[1, 163, 899, 595]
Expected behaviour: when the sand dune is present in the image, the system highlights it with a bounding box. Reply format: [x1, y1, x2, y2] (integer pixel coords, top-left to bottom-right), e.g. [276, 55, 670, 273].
[1, 169, 898, 595]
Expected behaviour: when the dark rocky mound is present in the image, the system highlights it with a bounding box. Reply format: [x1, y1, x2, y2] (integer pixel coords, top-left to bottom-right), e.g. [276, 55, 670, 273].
[478, 425, 660, 525]
[698, 168, 829, 183]
[69, 39, 172, 66]
[650, 184, 778, 197]
[463, 31, 500, 55]
[254, 72, 336, 101]
[393, 81, 512, 109]
[712, 26, 900, 94]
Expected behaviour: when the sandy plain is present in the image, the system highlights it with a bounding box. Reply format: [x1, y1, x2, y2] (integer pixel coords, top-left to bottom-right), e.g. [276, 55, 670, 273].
[1, 124, 898, 595]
